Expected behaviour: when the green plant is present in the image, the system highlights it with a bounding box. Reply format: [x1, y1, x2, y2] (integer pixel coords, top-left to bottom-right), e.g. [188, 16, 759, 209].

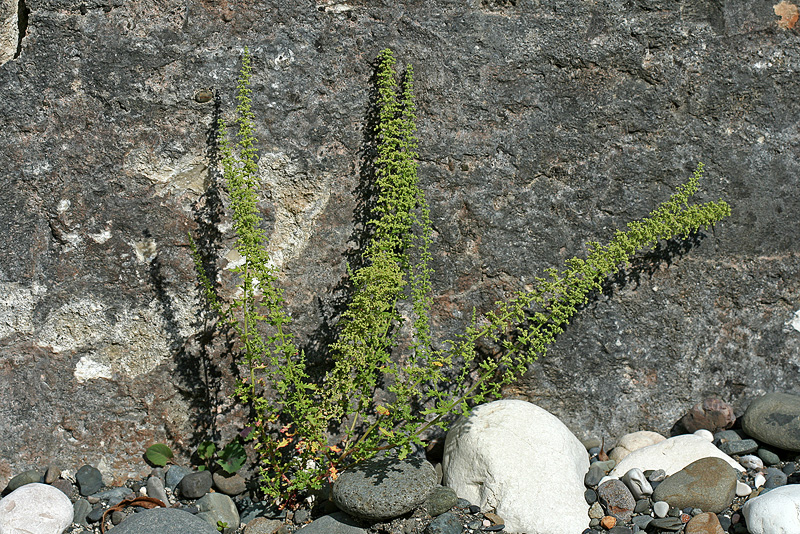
[216, 520, 228, 532]
[144, 443, 174, 467]
[192, 48, 731, 505]
[194, 437, 247, 475]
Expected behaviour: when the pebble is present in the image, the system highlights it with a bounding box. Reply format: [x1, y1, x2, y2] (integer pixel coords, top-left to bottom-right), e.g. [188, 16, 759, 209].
[424, 486, 459, 517]
[649, 517, 684, 531]
[653, 500, 670, 518]
[584, 463, 606, 486]
[718, 439, 758, 456]
[178, 470, 213, 499]
[741, 392, 800, 451]
[196, 492, 240, 531]
[742, 484, 800, 534]
[757, 448, 780, 466]
[651, 457, 738, 514]
[735, 481, 752, 497]
[4, 469, 42, 493]
[738, 455, 763, 470]
[584, 488, 597, 504]
[424, 512, 462, 534]
[44, 465, 61, 484]
[600, 515, 617, 529]
[243, 517, 285, 534]
[680, 398, 735, 434]
[597, 479, 635, 521]
[110, 507, 219, 534]
[333, 456, 437, 522]
[621, 468, 653, 499]
[75, 464, 103, 496]
[146, 474, 169, 505]
[165, 465, 192, 490]
[213, 470, 248, 496]
[73, 498, 92, 526]
[685, 512, 725, 534]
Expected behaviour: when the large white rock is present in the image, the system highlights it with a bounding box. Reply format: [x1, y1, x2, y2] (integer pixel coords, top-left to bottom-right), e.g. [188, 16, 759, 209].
[609, 434, 744, 478]
[609, 430, 666, 463]
[0, 483, 74, 534]
[443, 399, 589, 534]
[742, 485, 800, 534]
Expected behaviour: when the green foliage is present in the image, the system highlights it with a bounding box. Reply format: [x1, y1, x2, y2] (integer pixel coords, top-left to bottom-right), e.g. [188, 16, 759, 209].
[192, 47, 731, 505]
[144, 443, 174, 467]
[194, 438, 247, 475]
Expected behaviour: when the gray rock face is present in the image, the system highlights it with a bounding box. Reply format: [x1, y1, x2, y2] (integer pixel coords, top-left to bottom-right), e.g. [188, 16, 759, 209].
[0, 0, 799, 486]
[651, 457, 737, 514]
[110, 507, 219, 534]
[742, 392, 800, 451]
[332, 456, 437, 521]
[296, 512, 368, 534]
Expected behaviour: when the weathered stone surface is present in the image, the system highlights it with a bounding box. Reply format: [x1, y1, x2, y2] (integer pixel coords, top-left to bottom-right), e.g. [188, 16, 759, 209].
[332, 456, 436, 522]
[0, 483, 73, 534]
[0, 0, 799, 486]
[680, 398, 736, 434]
[651, 457, 737, 514]
[742, 392, 800, 451]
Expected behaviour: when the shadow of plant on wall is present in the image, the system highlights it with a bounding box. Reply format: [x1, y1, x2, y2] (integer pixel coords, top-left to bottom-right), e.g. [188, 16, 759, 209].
[189, 47, 731, 505]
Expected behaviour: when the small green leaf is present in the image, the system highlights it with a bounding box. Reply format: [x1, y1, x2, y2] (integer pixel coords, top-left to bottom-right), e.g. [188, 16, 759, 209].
[145, 443, 173, 467]
[197, 440, 217, 461]
[217, 439, 247, 475]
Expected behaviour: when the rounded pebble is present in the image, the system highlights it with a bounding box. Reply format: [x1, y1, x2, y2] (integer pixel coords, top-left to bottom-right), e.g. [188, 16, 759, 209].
[653, 500, 670, 518]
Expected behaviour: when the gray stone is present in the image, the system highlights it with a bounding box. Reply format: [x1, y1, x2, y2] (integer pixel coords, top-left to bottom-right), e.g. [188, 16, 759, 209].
[295, 512, 368, 534]
[425, 512, 463, 534]
[742, 393, 800, 452]
[718, 439, 758, 456]
[584, 463, 606, 487]
[213, 470, 248, 496]
[757, 448, 780, 466]
[196, 492, 240, 532]
[651, 457, 737, 514]
[0, 483, 74, 533]
[648, 517, 684, 531]
[73, 498, 92, 527]
[597, 479, 635, 521]
[75, 465, 103, 496]
[763, 468, 788, 489]
[165, 465, 193, 490]
[44, 465, 61, 484]
[632, 515, 653, 529]
[146, 475, 169, 505]
[110, 507, 219, 534]
[179, 470, 213, 499]
[332, 456, 436, 521]
[423, 485, 458, 517]
[244, 517, 285, 534]
[714, 431, 742, 446]
[4, 469, 42, 493]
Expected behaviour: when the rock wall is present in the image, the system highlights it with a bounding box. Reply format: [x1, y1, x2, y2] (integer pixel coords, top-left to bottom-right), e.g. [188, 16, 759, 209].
[0, 0, 798, 485]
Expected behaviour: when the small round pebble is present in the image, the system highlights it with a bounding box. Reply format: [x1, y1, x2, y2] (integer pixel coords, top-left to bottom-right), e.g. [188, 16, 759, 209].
[653, 501, 669, 518]
[76, 465, 103, 496]
[584, 488, 598, 504]
[757, 448, 780, 466]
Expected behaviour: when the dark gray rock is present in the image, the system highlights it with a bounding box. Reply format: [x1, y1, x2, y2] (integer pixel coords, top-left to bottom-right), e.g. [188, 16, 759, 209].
[179, 470, 213, 499]
[73, 498, 92, 527]
[718, 439, 758, 456]
[742, 393, 800, 452]
[332, 456, 437, 521]
[0, 0, 799, 488]
[165, 465, 192, 491]
[585, 463, 606, 487]
[295, 512, 368, 534]
[110, 507, 219, 534]
[75, 465, 103, 496]
[651, 457, 737, 514]
[648, 517, 684, 531]
[425, 512, 462, 534]
[4, 469, 41, 493]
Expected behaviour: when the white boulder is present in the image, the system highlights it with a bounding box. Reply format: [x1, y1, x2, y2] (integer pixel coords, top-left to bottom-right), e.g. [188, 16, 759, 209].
[609, 434, 744, 478]
[609, 430, 666, 463]
[0, 483, 74, 534]
[742, 484, 800, 534]
[443, 399, 588, 534]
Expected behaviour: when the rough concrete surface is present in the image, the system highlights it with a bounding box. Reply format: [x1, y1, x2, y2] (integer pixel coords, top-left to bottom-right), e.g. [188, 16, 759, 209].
[0, 0, 798, 485]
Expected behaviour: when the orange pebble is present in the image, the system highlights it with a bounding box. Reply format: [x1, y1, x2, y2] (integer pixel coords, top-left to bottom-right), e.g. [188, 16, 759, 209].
[600, 515, 617, 529]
